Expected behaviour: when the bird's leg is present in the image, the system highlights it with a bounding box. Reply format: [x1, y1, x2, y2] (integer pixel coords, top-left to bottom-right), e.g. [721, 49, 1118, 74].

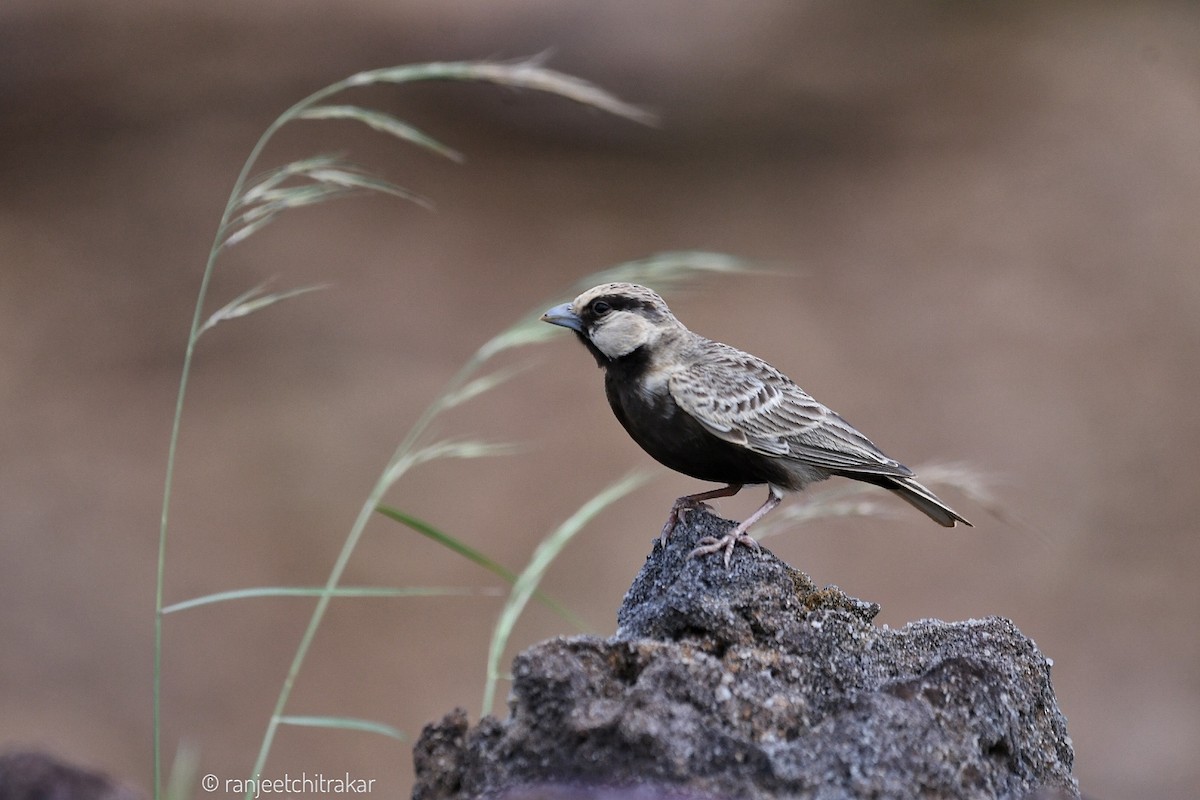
[690, 485, 784, 568]
[660, 483, 743, 542]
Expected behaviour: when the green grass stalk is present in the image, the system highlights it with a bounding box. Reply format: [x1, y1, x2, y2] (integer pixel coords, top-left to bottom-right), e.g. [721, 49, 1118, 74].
[154, 55, 754, 800]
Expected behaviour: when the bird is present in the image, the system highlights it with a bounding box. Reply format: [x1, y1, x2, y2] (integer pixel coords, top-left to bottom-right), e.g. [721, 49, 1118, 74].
[541, 282, 971, 567]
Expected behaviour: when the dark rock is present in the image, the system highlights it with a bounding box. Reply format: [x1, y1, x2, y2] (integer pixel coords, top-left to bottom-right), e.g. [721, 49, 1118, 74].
[0, 750, 142, 800]
[413, 510, 1079, 800]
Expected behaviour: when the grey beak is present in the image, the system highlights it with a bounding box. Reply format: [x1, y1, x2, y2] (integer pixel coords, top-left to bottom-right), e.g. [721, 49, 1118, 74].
[541, 303, 585, 333]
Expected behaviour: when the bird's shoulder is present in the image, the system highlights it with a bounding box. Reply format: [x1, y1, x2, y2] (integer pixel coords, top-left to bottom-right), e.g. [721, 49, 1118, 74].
[667, 340, 821, 443]
[671, 338, 811, 402]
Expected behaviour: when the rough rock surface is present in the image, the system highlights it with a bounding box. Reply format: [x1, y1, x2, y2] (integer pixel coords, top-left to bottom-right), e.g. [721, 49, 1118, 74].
[413, 510, 1078, 799]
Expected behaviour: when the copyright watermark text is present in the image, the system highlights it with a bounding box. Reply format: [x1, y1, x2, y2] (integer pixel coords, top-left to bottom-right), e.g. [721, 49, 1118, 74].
[202, 773, 376, 797]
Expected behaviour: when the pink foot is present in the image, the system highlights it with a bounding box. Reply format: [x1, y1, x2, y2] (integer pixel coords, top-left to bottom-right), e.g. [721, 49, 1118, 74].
[688, 531, 762, 569]
[658, 484, 744, 544]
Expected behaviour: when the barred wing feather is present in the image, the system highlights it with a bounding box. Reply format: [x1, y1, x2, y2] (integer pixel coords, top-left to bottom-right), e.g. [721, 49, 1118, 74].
[668, 343, 913, 477]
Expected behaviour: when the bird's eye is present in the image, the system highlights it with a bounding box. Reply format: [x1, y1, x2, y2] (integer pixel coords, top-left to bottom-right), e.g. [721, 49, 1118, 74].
[591, 300, 612, 315]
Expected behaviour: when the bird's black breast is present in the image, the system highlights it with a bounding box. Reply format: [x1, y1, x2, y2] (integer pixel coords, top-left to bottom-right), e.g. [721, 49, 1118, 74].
[601, 351, 791, 487]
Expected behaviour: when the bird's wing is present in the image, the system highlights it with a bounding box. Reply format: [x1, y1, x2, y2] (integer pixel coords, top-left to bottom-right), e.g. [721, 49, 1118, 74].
[668, 343, 913, 477]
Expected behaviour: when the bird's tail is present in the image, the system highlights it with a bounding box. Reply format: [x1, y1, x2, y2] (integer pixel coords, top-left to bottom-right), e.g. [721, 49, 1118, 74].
[885, 475, 973, 528]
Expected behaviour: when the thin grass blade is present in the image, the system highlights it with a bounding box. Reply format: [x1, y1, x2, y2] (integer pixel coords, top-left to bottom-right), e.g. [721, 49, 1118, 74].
[163, 742, 200, 800]
[386, 439, 520, 485]
[221, 184, 350, 247]
[220, 213, 283, 247]
[353, 57, 657, 127]
[376, 505, 588, 631]
[474, 313, 565, 363]
[162, 585, 487, 615]
[242, 182, 349, 217]
[299, 105, 464, 162]
[239, 154, 345, 205]
[439, 362, 534, 409]
[481, 470, 653, 715]
[198, 282, 330, 336]
[305, 167, 432, 206]
[236, 185, 345, 213]
[276, 715, 404, 741]
[581, 251, 754, 292]
[459, 58, 658, 125]
[224, 167, 428, 248]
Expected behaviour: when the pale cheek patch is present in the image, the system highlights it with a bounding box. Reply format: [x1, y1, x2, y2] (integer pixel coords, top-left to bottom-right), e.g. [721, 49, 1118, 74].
[591, 313, 656, 359]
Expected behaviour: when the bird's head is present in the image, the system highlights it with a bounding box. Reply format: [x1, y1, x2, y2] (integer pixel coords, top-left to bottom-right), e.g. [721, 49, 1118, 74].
[541, 282, 685, 365]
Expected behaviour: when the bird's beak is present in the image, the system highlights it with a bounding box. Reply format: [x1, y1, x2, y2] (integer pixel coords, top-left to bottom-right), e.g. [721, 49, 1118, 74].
[540, 303, 585, 333]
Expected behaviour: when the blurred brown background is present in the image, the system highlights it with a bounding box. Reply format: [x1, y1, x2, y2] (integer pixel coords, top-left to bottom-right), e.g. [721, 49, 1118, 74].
[2, 2, 1198, 798]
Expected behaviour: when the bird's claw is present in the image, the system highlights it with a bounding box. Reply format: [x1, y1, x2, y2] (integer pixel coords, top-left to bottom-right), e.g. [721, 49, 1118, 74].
[688, 531, 762, 568]
[659, 498, 714, 543]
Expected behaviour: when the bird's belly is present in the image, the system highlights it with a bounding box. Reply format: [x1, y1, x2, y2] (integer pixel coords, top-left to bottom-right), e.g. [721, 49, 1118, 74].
[607, 381, 791, 487]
